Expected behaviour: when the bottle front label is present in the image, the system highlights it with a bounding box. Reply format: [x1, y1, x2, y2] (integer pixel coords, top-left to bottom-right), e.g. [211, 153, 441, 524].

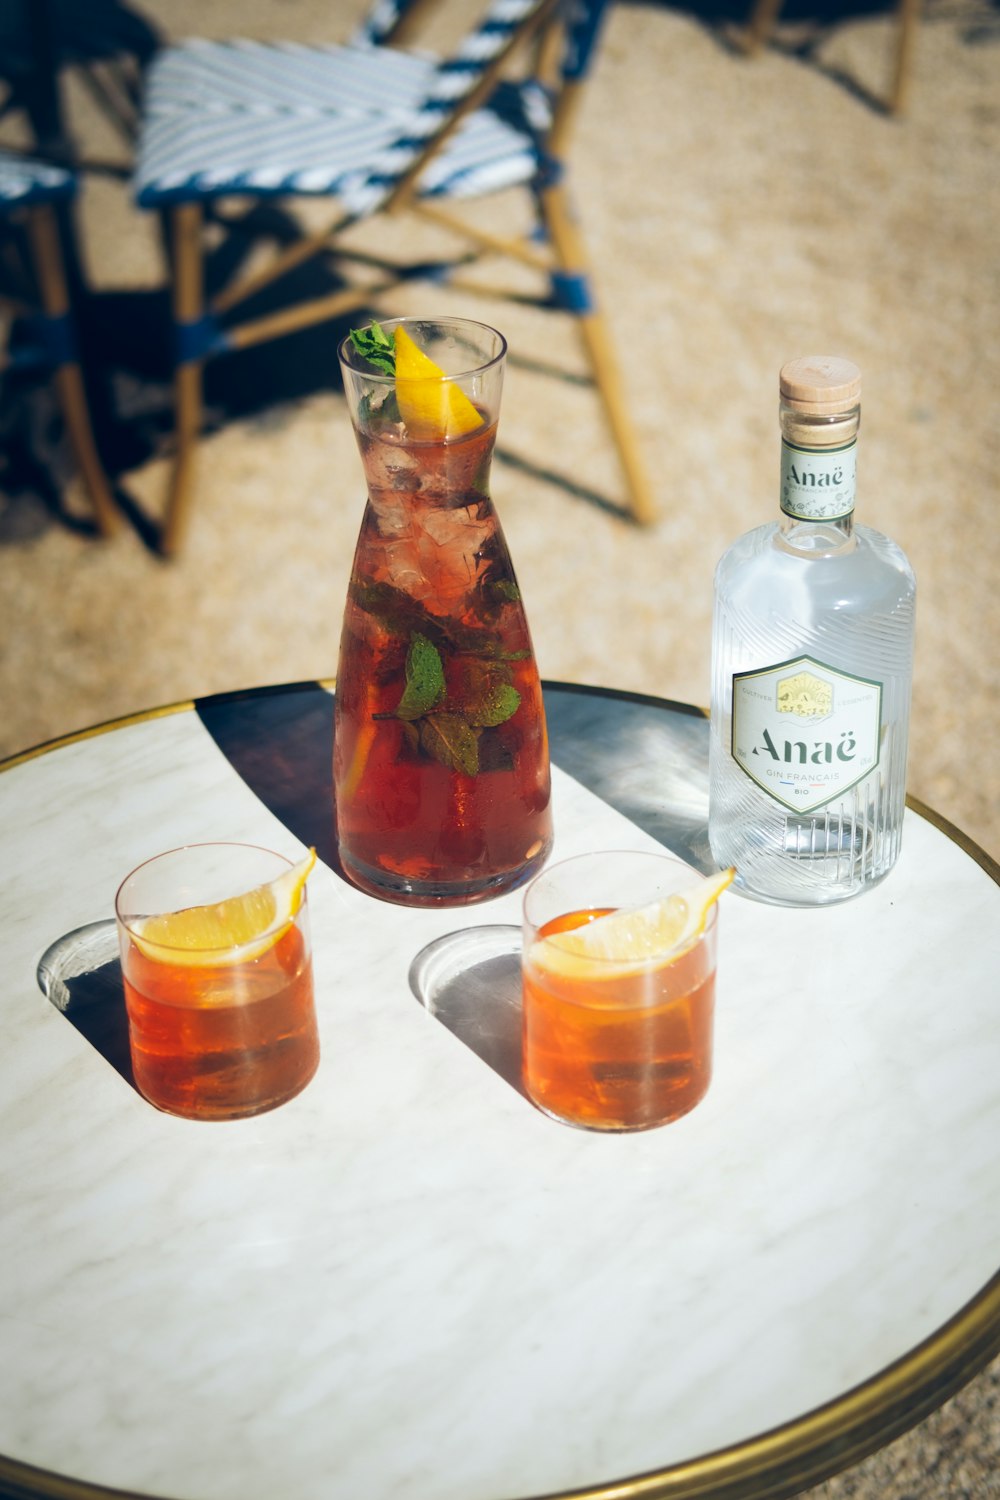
[780, 438, 856, 520]
[731, 655, 882, 813]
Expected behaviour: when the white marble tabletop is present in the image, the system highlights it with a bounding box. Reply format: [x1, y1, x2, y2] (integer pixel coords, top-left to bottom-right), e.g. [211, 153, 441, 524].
[1, 684, 999, 1500]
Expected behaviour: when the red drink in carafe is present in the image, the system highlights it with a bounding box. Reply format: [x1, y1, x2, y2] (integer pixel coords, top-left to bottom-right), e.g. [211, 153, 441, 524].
[334, 410, 551, 906]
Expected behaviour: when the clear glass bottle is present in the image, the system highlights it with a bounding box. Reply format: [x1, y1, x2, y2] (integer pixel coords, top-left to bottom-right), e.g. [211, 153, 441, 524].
[708, 357, 916, 906]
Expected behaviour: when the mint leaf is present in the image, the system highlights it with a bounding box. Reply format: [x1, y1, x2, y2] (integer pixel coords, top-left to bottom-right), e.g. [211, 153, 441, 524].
[451, 658, 519, 727]
[420, 714, 479, 776]
[477, 729, 515, 773]
[349, 321, 396, 376]
[395, 633, 445, 721]
[487, 579, 521, 605]
[467, 682, 521, 727]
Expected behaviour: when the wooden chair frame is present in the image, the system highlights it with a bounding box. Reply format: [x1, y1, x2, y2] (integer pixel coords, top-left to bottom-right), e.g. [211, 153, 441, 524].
[153, 0, 656, 554]
[1, 200, 118, 536]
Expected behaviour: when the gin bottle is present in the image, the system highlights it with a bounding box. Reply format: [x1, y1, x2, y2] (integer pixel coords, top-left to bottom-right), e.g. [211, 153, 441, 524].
[708, 357, 915, 906]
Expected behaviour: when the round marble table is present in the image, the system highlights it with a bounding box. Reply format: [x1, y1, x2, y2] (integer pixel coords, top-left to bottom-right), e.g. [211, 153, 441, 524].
[1, 681, 998, 1500]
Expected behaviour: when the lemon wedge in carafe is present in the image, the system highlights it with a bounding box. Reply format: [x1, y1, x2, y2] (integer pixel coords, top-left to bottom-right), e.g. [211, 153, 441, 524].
[393, 324, 483, 439]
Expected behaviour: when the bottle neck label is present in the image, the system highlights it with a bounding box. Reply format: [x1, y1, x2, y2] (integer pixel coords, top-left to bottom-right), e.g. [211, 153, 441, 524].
[780, 438, 856, 521]
[731, 654, 882, 814]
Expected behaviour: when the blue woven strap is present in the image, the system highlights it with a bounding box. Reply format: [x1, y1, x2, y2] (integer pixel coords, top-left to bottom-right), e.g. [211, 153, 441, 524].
[550, 270, 594, 313]
[561, 0, 611, 82]
[7, 311, 78, 369]
[174, 314, 230, 365]
[350, 0, 422, 46]
[533, 148, 563, 189]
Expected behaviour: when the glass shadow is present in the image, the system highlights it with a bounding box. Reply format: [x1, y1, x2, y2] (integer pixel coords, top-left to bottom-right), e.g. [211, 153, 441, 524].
[409, 925, 526, 1099]
[36, 920, 135, 1086]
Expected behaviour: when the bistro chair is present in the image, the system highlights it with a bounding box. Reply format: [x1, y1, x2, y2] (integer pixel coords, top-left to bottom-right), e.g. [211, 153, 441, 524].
[132, 0, 657, 555]
[0, 149, 118, 534]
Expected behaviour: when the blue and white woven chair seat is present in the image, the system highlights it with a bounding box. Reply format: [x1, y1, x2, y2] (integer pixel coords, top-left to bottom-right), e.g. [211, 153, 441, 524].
[140, 38, 437, 118]
[0, 149, 76, 208]
[134, 40, 548, 211]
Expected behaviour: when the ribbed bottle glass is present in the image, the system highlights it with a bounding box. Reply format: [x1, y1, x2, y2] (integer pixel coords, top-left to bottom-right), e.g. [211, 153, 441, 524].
[334, 317, 552, 907]
[708, 357, 916, 906]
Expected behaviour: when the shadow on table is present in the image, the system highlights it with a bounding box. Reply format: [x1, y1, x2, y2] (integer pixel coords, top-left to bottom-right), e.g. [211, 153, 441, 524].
[31, 683, 710, 1098]
[409, 924, 527, 1100]
[36, 919, 135, 1087]
[196, 683, 532, 1097]
[36, 915, 531, 1109]
[192, 679, 712, 1096]
[193, 679, 712, 877]
[196, 681, 340, 873]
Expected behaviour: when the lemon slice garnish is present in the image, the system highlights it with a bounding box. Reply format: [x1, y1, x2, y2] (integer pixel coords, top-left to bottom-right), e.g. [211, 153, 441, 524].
[532, 866, 735, 982]
[393, 325, 483, 439]
[131, 849, 317, 967]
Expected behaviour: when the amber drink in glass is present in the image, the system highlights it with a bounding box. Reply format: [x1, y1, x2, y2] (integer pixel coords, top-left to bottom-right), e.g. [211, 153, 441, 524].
[522, 851, 723, 1131]
[115, 843, 319, 1120]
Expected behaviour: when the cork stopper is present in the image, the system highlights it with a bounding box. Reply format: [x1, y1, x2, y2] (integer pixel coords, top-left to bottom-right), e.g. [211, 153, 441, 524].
[779, 356, 861, 415]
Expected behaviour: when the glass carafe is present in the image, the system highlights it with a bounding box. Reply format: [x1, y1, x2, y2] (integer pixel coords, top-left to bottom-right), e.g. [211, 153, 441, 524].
[334, 317, 552, 906]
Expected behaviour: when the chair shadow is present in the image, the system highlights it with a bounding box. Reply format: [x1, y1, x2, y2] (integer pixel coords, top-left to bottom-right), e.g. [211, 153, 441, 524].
[1, 203, 371, 550]
[1, 196, 648, 549]
[649, 0, 922, 116]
